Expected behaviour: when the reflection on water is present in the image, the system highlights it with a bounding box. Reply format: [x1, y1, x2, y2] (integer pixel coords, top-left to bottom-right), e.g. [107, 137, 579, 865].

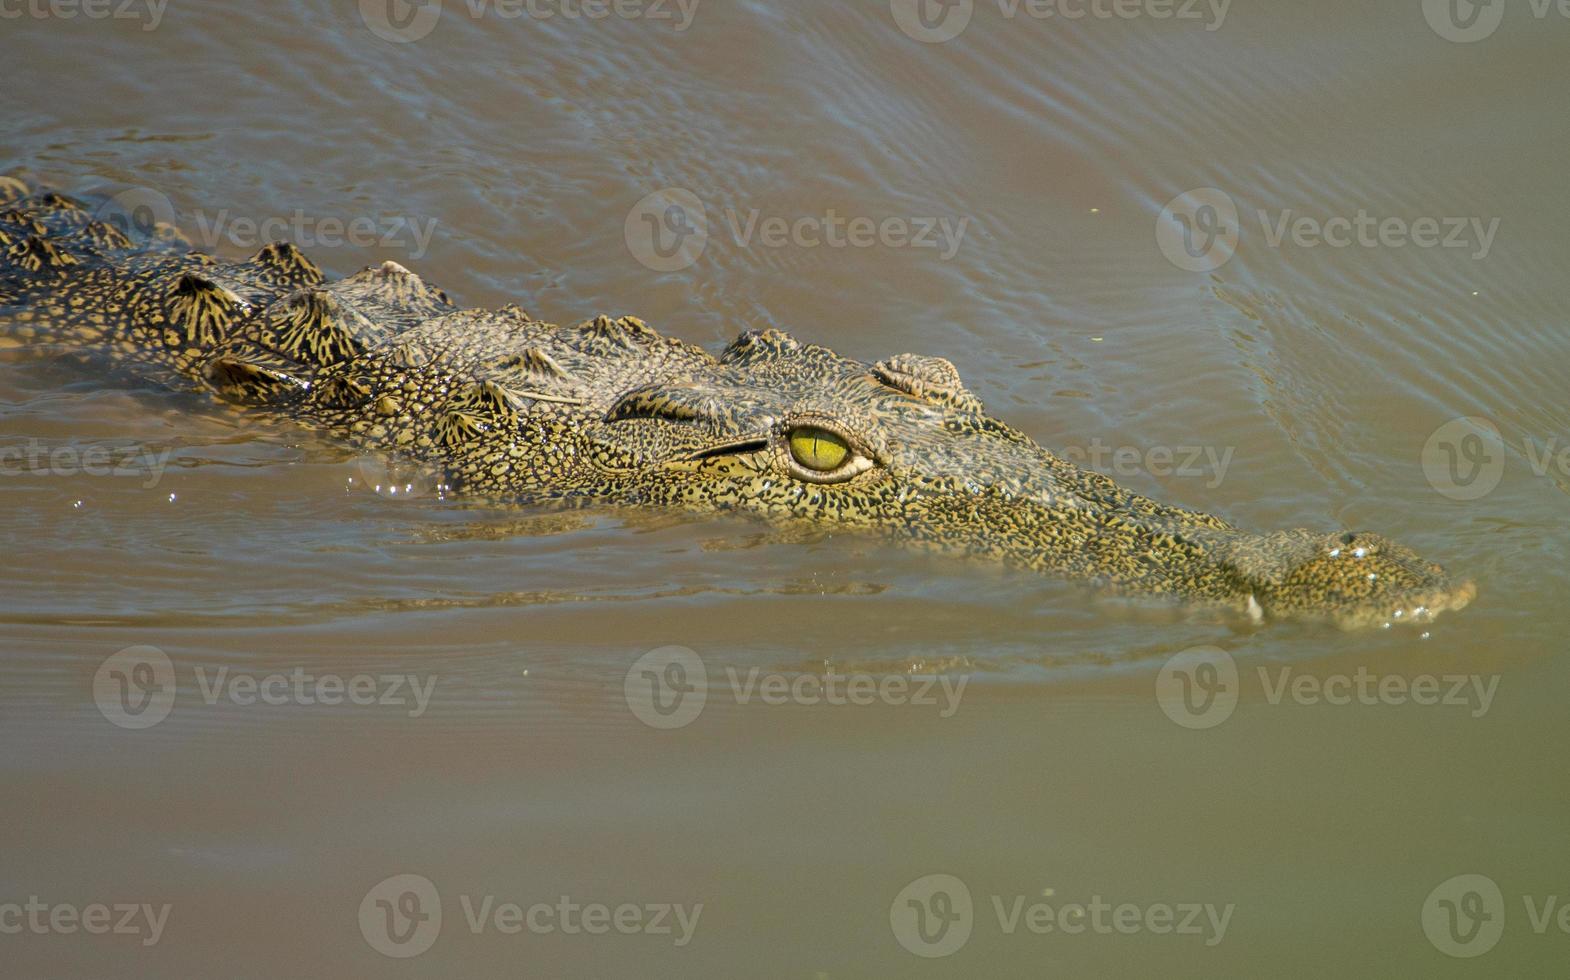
[2, 0, 1568, 975]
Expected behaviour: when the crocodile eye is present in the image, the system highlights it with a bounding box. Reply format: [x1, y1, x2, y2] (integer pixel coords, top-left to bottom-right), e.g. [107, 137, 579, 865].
[789, 426, 849, 472]
[779, 422, 875, 485]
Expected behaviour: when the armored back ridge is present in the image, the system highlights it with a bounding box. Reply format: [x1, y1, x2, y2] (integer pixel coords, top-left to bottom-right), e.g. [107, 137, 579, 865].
[0, 178, 1476, 628]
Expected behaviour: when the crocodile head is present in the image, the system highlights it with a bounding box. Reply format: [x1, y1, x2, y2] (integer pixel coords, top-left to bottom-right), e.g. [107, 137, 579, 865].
[1221, 529, 1478, 629]
[595, 329, 1474, 627]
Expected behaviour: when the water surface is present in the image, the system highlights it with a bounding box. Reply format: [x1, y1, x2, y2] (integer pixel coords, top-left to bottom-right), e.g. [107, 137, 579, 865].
[2, 1, 1567, 975]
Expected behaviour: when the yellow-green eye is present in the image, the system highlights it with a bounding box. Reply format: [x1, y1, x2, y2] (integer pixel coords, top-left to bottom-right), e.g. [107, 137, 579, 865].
[788, 426, 850, 472]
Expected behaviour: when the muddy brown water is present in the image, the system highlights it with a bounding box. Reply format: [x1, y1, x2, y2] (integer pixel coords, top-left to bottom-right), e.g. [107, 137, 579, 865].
[2, 1, 1568, 976]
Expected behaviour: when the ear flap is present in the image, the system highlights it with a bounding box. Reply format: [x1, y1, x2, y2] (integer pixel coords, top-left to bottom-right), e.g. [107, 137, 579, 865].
[871, 353, 984, 413]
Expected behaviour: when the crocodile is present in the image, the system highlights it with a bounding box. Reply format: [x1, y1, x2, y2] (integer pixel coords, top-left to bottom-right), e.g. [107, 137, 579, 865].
[0, 177, 1475, 628]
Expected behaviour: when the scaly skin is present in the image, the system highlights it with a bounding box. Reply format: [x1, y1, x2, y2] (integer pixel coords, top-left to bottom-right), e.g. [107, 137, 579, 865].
[0, 178, 1475, 628]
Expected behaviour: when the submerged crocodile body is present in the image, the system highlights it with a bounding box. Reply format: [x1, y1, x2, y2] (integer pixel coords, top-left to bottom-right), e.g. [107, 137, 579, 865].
[0, 177, 1475, 628]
